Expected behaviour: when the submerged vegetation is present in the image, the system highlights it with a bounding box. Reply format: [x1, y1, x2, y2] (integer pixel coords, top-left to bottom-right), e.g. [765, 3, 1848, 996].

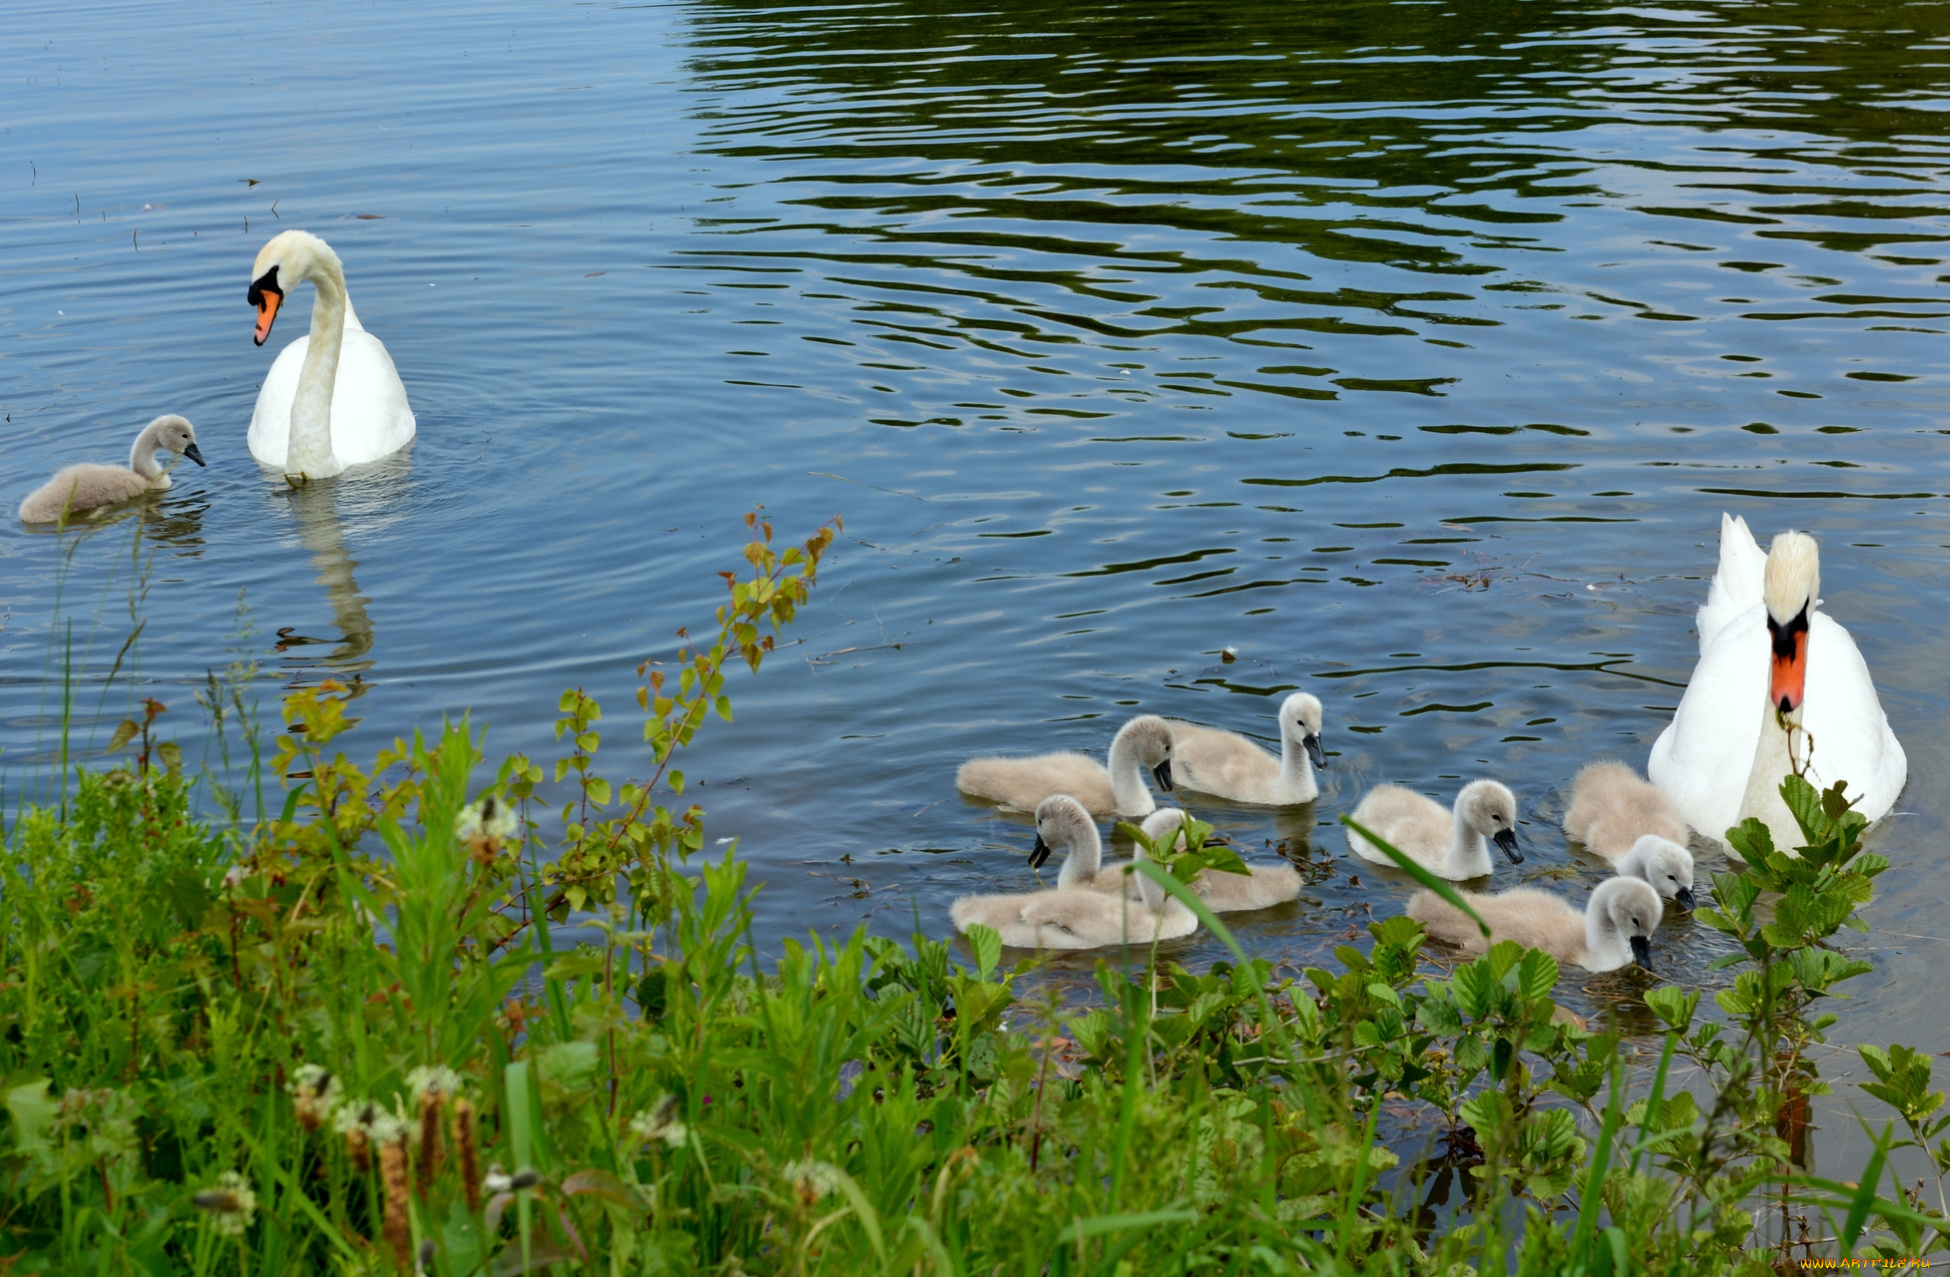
[1, 514, 1947, 1274]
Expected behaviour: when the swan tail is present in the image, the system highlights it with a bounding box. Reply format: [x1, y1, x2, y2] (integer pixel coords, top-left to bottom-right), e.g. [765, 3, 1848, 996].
[1697, 512, 1766, 652]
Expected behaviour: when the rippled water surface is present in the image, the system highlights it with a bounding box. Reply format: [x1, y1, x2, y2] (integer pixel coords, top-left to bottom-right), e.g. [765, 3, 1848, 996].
[6, 0, 1950, 1166]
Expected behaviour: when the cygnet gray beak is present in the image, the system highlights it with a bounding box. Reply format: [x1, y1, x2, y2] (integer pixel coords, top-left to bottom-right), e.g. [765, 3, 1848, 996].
[1675, 885, 1697, 911]
[1630, 935, 1653, 970]
[1028, 834, 1053, 870]
[1304, 733, 1326, 770]
[1492, 827, 1523, 864]
[184, 442, 206, 467]
[1152, 759, 1175, 792]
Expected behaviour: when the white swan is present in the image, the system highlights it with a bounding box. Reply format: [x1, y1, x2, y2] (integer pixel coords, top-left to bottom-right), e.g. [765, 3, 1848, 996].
[19, 415, 204, 522]
[1408, 876, 1663, 973]
[248, 230, 414, 477]
[956, 716, 1174, 818]
[1345, 780, 1523, 880]
[1648, 516, 1905, 850]
[1562, 760, 1689, 860]
[1166, 692, 1325, 805]
[1616, 835, 1696, 910]
[950, 794, 1196, 949]
[1134, 809, 1303, 912]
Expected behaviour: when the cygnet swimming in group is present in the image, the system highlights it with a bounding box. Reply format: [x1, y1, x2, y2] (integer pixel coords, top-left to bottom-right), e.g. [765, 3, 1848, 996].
[950, 793, 1197, 949]
[956, 715, 1174, 818]
[1345, 779, 1523, 880]
[19, 415, 205, 523]
[1407, 876, 1664, 973]
[1562, 761, 1690, 861]
[1615, 834, 1697, 910]
[1165, 692, 1326, 805]
[1132, 808, 1303, 912]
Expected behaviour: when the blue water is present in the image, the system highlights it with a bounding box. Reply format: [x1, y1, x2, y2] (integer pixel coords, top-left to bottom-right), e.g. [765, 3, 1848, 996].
[5, 0, 1950, 1171]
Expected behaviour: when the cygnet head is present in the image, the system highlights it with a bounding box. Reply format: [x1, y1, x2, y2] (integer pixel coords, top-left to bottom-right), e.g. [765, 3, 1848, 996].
[249, 229, 338, 347]
[1029, 794, 1096, 870]
[1114, 715, 1176, 793]
[141, 415, 204, 469]
[1623, 834, 1696, 910]
[1280, 692, 1327, 770]
[1594, 876, 1663, 970]
[1762, 530, 1819, 714]
[1458, 779, 1523, 865]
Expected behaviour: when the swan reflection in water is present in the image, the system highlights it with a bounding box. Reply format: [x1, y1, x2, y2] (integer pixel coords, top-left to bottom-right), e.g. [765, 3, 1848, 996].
[270, 446, 413, 679]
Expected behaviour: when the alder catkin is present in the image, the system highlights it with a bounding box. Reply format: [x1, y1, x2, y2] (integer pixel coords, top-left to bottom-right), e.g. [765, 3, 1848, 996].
[453, 1097, 482, 1212]
[380, 1138, 412, 1268]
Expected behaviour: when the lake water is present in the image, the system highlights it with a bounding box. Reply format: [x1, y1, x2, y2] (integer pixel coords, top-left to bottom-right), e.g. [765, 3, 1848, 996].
[5, 0, 1949, 1174]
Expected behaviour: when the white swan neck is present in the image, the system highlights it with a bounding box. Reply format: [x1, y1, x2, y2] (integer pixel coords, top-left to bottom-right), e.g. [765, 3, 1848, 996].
[1054, 818, 1103, 888]
[1105, 730, 1152, 815]
[1739, 701, 1806, 848]
[290, 249, 348, 477]
[128, 429, 163, 480]
[1448, 801, 1490, 878]
[1585, 900, 1619, 968]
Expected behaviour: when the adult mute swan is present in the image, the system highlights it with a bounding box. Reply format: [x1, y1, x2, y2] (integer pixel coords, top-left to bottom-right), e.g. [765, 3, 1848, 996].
[248, 230, 414, 477]
[950, 794, 1196, 949]
[956, 715, 1174, 818]
[19, 415, 204, 522]
[1346, 779, 1523, 880]
[1408, 876, 1662, 973]
[1166, 692, 1326, 805]
[1647, 516, 1905, 851]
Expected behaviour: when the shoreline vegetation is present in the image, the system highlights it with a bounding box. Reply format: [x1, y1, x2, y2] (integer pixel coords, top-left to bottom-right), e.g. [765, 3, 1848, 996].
[2, 514, 1946, 1274]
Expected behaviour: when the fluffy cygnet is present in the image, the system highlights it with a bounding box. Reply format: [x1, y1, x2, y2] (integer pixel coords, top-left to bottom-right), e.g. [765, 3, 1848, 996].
[1562, 761, 1690, 863]
[1166, 692, 1325, 805]
[1407, 876, 1664, 973]
[19, 416, 205, 523]
[1135, 808, 1303, 912]
[950, 793, 1196, 949]
[1346, 780, 1523, 880]
[956, 715, 1174, 818]
[1616, 834, 1697, 910]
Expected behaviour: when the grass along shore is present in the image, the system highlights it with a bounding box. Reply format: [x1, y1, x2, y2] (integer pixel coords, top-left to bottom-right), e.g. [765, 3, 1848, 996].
[1, 513, 1947, 1274]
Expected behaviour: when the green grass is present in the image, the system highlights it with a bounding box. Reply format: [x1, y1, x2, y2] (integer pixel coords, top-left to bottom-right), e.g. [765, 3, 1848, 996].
[1, 514, 1946, 1274]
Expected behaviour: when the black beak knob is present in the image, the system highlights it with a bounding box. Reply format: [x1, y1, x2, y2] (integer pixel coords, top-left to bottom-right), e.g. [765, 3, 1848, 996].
[1630, 935, 1653, 971]
[1028, 834, 1052, 870]
[1304, 733, 1326, 770]
[1492, 827, 1523, 865]
[1152, 760, 1175, 793]
[1675, 885, 1697, 911]
[184, 442, 207, 467]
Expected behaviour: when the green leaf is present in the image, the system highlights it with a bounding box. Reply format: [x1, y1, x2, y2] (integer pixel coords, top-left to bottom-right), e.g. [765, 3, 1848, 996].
[964, 924, 1001, 983]
[107, 720, 140, 751]
[1642, 985, 1699, 1033]
[584, 777, 612, 807]
[1516, 949, 1559, 1003]
[3, 1078, 57, 1154]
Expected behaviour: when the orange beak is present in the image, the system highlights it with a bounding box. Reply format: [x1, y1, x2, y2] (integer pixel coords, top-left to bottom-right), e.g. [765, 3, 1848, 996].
[253, 289, 282, 346]
[1769, 618, 1808, 714]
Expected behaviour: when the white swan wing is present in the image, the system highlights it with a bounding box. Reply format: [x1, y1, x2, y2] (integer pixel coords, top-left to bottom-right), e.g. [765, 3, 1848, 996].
[1696, 513, 1766, 653]
[1801, 612, 1907, 824]
[246, 330, 415, 469]
[1648, 604, 1764, 841]
[248, 336, 309, 467]
[329, 327, 416, 467]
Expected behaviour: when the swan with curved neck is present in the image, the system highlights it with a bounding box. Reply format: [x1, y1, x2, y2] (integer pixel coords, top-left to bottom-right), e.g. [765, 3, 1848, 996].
[19, 415, 204, 522]
[1649, 517, 1905, 851]
[248, 230, 415, 478]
